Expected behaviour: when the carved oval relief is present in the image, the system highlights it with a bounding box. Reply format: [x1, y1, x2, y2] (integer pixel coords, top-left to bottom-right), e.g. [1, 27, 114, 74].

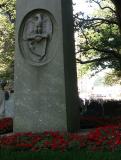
[19, 9, 56, 66]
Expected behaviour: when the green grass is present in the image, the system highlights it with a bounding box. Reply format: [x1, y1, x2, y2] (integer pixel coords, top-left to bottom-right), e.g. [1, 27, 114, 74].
[1, 149, 121, 160]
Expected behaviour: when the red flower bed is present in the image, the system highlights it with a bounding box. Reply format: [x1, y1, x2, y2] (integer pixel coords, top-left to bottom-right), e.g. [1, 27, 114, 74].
[0, 117, 13, 134]
[0, 131, 87, 152]
[1, 125, 121, 152]
[87, 125, 121, 151]
[1, 117, 121, 152]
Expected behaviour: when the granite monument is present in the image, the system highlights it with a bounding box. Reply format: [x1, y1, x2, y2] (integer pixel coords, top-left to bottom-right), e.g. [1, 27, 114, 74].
[14, 0, 80, 132]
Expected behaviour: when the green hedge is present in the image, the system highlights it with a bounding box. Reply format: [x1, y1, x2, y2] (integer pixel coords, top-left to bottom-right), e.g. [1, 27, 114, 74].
[1, 149, 121, 160]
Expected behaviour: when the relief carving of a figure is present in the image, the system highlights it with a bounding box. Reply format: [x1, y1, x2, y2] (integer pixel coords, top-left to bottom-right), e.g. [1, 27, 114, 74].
[23, 12, 53, 63]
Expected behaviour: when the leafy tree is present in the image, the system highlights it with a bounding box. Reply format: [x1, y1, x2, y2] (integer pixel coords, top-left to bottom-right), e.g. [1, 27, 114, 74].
[74, 0, 121, 85]
[111, 0, 121, 33]
[0, 0, 15, 81]
[0, 0, 121, 85]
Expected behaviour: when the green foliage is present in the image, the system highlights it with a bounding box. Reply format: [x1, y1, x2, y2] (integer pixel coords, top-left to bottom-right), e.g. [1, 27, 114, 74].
[104, 70, 121, 85]
[75, 0, 121, 83]
[2, 149, 121, 160]
[0, 0, 15, 81]
[77, 63, 93, 78]
[0, 0, 16, 22]
[0, 0, 121, 84]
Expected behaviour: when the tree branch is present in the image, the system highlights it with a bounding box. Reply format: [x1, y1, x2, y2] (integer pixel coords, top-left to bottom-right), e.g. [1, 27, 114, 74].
[75, 16, 118, 25]
[76, 56, 114, 64]
[93, 47, 119, 56]
[6, 11, 15, 24]
[92, 0, 116, 13]
[77, 46, 121, 59]
[76, 45, 121, 66]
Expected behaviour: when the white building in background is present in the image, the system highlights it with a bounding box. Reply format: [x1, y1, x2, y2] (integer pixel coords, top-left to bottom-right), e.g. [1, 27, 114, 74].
[78, 69, 121, 100]
[78, 76, 121, 100]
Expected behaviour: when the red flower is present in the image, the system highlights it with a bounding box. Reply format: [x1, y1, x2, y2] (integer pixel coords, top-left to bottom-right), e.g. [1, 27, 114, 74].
[43, 141, 50, 147]
[115, 137, 121, 145]
[16, 143, 33, 148]
[50, 143, 58, 150]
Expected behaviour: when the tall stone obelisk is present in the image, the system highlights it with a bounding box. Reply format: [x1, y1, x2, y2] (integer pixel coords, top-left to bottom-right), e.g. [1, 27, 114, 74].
[14, 0, 80, 132]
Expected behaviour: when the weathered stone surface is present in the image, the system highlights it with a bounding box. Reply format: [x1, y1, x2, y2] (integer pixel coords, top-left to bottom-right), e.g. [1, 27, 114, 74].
[14, 0, 80, 132]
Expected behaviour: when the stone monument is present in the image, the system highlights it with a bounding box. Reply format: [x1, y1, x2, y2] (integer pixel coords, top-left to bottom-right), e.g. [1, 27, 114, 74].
[14, 0, 80, 132]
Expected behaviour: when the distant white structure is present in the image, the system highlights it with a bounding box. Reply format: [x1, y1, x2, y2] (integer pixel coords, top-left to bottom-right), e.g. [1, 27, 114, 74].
[78, 74, 121, 100]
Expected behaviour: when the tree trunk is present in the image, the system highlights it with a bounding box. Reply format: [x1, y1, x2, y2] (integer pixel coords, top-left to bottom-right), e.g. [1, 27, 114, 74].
[111, 0, 121, 34]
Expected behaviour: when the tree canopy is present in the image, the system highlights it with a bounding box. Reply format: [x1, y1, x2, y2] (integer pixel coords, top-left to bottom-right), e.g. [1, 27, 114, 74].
[74, 0, 121, 85]
[0, 0, 15, 81]
[0, 0, 121, 84]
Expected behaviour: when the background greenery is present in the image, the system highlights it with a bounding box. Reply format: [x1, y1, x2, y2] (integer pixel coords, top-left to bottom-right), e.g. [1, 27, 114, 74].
[1, 149, 121, 160]
[0, 0, 121, 85]
[0, 0, 15, 81]
[74, 0, 121, 85]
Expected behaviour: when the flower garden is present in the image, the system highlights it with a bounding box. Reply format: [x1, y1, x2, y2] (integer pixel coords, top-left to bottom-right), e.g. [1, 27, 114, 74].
[1, 117, 121, 159]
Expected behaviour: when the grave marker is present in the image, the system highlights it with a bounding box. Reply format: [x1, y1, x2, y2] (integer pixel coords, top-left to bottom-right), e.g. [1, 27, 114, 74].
[14, 0, 80, 132]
